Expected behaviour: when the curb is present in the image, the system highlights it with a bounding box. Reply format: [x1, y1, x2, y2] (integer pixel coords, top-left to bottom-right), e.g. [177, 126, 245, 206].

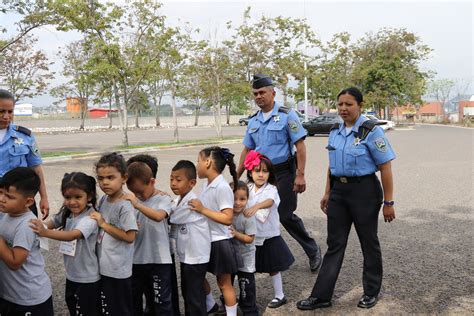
[42, 138, 243, 164]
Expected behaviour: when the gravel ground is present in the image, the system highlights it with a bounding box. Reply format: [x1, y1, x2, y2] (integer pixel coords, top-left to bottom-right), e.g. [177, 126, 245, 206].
[38, 124, 473, 315]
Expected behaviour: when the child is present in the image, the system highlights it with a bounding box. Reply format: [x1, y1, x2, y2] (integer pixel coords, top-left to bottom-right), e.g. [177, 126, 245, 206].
[127, 154, 180, 316]
[0, 167, 53, 315]
[188, 146, 240, 316]
[125, 157, 175, 316]
[90, 152, 138, 316]
[230, 180, 258, 316]
[169, 160, 211, 316]
[243, 150, 295, 308]
[30, 172, 100, 316]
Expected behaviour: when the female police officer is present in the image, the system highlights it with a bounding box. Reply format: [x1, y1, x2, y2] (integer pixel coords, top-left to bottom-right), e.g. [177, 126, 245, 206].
[296, 87, 396, 310]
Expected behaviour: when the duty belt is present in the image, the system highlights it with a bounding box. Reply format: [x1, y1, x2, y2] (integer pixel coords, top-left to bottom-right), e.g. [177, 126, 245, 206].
[331, 174, 375, 184]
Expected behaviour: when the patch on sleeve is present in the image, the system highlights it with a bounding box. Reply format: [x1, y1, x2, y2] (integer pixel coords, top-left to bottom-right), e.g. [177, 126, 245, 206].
[31, 141, 40, 156]
[288, 120, 299, 133]
[374, 137, 387, 152]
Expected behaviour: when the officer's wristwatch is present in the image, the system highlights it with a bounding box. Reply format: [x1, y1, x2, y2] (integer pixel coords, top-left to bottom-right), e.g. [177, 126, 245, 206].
[383, 200, 395, 206]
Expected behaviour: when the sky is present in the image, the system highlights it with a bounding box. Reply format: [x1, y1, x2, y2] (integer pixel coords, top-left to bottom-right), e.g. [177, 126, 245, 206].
[1, 0, 473, 106]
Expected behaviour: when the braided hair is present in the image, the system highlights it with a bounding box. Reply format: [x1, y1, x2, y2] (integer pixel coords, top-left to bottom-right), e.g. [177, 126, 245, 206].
[200, 146, 238, 191]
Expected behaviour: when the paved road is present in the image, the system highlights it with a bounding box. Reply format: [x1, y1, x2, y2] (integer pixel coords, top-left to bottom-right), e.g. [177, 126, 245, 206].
[38, 124, 473, 315]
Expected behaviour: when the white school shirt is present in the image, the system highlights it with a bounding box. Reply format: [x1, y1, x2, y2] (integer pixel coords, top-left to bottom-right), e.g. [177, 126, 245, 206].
[199, 174, 234, 242]
[248, 182, 281, 245]
[170, 191, 211, 264]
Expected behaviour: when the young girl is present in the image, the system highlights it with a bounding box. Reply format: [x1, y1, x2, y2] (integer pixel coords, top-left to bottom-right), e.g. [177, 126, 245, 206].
[30, 172, 100, 316]
[230, 180, 258, 316]
[243, 150, 295, 309]
[188, 146, 240, 316]
[90, 152, 138, 316]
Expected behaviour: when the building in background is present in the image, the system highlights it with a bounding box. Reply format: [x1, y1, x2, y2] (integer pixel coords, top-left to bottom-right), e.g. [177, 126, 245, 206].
[14, 103, 33, 116]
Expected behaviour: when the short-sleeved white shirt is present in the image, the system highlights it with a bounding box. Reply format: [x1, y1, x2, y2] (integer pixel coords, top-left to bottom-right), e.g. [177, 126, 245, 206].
[170, 191, 211, 264]
[97, 197, 138, 279]
[134, 194, 173, 264]
[198, 175, 234, 242]
[248, 183, 281, 245]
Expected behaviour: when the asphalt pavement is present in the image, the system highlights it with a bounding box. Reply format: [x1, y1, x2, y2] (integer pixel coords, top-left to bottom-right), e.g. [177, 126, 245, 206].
[38, 124, 473, 315]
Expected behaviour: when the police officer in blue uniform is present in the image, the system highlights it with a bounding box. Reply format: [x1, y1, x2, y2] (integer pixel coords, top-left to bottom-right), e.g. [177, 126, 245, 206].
[237, 74, 322, 273]
[297, 87, 396, 310]
[0, 89, 49, 219]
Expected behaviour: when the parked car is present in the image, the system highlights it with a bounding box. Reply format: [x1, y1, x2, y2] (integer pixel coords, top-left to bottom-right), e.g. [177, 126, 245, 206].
[302, 113, 343, 136]
[365, 114, 395, 131]
[239, 115, 252, 126]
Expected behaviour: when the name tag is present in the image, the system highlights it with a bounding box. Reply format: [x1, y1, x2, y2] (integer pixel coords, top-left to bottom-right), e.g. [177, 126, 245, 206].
[59, 240, 77, 256]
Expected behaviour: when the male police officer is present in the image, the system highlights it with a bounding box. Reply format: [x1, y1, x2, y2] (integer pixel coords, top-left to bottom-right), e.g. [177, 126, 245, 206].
[0, 89, 49, 219]
[237, 75, 321, 272]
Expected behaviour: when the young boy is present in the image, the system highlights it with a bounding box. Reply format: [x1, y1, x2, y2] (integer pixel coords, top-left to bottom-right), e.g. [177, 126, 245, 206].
[0, 167, 53, 315]
[125, 156, 175, 315]
[169, 160, 211, 316]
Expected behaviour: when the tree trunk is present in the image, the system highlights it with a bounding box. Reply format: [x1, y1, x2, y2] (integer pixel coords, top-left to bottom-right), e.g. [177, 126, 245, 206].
[194, 98, 200, 126]
[226, 103, 231, 125]
[108, 95, 112, 129]
[135, 108, 139, 128]
[79, 97, 87, 130]
[171, 83, 179, 143]
[115, 82, 128, 147]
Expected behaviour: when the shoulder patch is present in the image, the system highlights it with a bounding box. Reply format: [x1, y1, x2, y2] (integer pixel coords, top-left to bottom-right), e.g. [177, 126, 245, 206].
[330, 123, 340, 130]
[288, 120, 299, 132]
[278, 106, 290, 114]
[374, 137, 387, 153]
[15, 125, 32, 136]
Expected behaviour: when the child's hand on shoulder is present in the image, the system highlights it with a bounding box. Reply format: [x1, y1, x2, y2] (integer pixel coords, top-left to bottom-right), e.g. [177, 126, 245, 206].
[188, 199, 204, 213]
[123, 192, 139, 208]
[29, 219, 47, 236]
[243, 206, 258, 217]
[90, 211, 105, 228]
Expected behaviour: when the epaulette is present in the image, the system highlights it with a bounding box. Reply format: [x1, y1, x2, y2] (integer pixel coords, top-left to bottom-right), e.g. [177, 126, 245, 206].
[278, 106, 290, 114]
[357, 119, 384, 141]
[14, 125, 32, 136]
[330, 123, 340, 130]
[249, 111, 258, 119]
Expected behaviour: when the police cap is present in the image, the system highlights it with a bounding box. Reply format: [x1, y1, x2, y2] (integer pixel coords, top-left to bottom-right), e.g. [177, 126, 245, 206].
[252, 74, 273, 89]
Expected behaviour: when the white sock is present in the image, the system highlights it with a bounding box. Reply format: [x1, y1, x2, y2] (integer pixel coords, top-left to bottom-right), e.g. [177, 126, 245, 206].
[206, 293, 216, 312]
[225, 303, 238, 316]
[271, 272, 285, 299]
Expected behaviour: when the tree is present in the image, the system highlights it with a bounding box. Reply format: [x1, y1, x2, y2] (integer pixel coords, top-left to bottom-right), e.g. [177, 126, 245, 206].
[428, 78, 456, 117]
[0, 1, 60, 54]
[54, 0, 168, 146]
[0, 34, 53, 102]
[50, 40, 95, 130]
[351, 28, 432, 117]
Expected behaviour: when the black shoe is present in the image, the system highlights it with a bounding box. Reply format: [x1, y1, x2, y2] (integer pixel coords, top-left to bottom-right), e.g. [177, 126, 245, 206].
[309, 246, 322, 273]
[207, 303, 219, 314]
[357, 294, 378, 309]
[296, 297, 332, 310]
[267, 296, 287, 308]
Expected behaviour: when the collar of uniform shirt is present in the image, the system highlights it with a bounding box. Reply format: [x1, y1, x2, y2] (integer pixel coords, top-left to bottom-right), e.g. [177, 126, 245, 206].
[337, 114, 367, 135]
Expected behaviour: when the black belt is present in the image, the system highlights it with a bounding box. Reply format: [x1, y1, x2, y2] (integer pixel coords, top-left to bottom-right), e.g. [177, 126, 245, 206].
[331, 174, 375, 184]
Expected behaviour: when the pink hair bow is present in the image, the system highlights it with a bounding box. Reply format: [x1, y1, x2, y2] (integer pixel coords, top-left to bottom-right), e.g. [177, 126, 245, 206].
[244, 150, 262, 170]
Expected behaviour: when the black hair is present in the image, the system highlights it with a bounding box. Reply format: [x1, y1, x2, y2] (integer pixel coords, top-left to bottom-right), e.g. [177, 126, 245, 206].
[58, 172, 98, 228]
[337, 87, 364, 105]
[127, 154, 158, 178]
[0, 167, 40, 197]
[95, 152, 127, 176]
[0, 89, 14, 103]
[172, 160, 197, 180]
[246, 154, 277, 186]
[230, 180, 249, 198]
[127, 161, 153, 185]
[200, 146, 238, 191]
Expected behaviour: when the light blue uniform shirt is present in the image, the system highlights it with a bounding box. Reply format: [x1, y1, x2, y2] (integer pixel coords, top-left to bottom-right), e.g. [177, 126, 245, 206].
[327, 115, 396, 177]
[0, 124, 42, 177]
[243, 103, 307, 164]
